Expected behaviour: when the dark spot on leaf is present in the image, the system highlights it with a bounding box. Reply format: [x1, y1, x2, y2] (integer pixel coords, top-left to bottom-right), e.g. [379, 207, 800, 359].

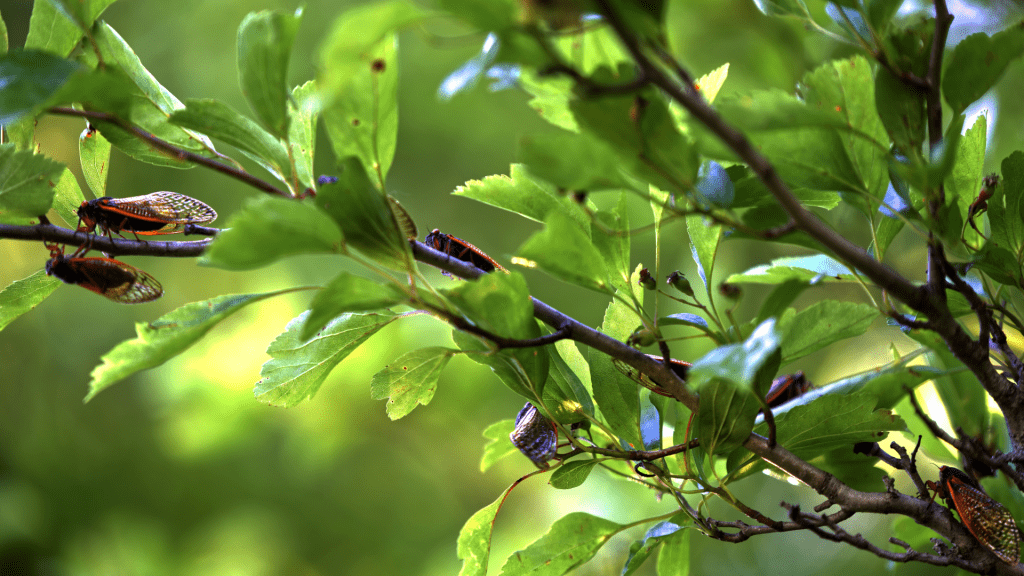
[372, 58, 386, 72]
[352, 118, 360, 126]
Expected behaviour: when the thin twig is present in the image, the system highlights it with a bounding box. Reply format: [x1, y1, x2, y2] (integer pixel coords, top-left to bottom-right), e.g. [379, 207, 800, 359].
[47, 107, 291, 198]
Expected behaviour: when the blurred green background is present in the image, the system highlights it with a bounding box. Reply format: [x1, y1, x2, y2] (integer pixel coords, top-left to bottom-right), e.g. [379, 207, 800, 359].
[2, 1, 1023, 574]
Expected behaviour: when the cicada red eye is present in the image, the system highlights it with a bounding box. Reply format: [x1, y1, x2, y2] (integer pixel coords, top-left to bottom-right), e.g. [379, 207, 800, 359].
[765, 372, 811, 408]
[424, 228, 507, 273]
[77, 191, 216, 238]
[937, 466, 1021, 565]
[46, 253, 163, 304]
[510, 402, 557, 468]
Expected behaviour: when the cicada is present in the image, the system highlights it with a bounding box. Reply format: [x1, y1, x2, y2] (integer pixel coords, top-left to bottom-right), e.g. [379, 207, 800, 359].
[932, 466, 1021, 565]
[77, 191, 216, 238]
[45, 244, 162, 304]
[424, 228, 507, 273]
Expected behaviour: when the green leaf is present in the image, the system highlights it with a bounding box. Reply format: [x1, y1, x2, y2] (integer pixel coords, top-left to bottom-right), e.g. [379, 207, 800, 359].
[763, 391, 904, 458]
[589, 268, 643, 449]
[553, 339, 596, 418]
[480, 419, 518, 472]
[201, 196, 342, 270]
[874, 65, 925, 154]
[549, 459, 598, 489]
[519, 70, 577, 131]
[322, 36, 398, 186]
[498, 512, 622, 575]
[453, 164, 567, 224]
[686, 214, 722, 296]
[726, 255, 856, 284]
[301, 272, 406, 341]
[779, 301, 879, 364]
[0, 270, 61, 332]
[948, 115, 986, 236]
[370, 347, 456, 419]
[690, 320, 780, 454]
[88, 291, 292, 400]
[815, 446, 889, 492]
[169, 98, 292, 186]
[442, 271, 548, 393]
[457, 482, 517, 576]
[655, 529, 690, 576]
[517, 211, 611, 292]
[453, 330, 537, 399]
[51, 167, 85, 227]
[78, 125, 110, 197]
[591, 192, 631, 293]
[944, 27, 1024, 115]
[0, 10, 9, 54]
[623, 522, 685, 576]
[691, 317, 781, 392]
[315, 157, 410, 270]
[25, 1, 80, 56]
[989, 151, 1024, 255]
[0, 50, 82, 125]
[51, 0, 117, 28]
[318, 1, 425, 103]
[288, 81, 318, 192]
[907, 331, 989, 438]
[755, 279, 810, 324]
[0, 143, 64, 217]
[237, 8, 301, 137]
[573, 90, 698, 193]
[255, 310, 399, 406]
[90, 23, 218, 166]
[518, 130, 639, 192]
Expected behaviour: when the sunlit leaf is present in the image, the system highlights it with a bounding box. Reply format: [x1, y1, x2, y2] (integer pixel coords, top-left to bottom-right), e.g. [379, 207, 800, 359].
[0, 50, 81, 125]
[517, 211, 610, 293]
[498, 512, 622, 575]
[201, 196, 342, 270]
[169, 98, 292, 185]
[255, 310, 399, 406]
[323, 36, 398, 185]
[237, 7, 302, 137]
[480, 419, 518, 472]
[549, 459, 598, 489]
[301, 272, 406, 341]
[453, 164, 567, 224]
[0, 270, 61, 333]
[0, 143, 64, 217]
[79, 125, 110, 197]
[779, 301, 879, 363]
[457, 481, 518, 576]
[370, 347, 456, 419]
[88, 291, 294, 400]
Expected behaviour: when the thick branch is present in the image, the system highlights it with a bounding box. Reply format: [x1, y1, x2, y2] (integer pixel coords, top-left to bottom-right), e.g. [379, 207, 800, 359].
[411, 239, 698, 410]
[0, 222, 211, 257]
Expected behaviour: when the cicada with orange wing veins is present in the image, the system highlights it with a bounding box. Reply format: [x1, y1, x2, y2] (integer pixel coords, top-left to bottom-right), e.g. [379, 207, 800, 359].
[510, 402, 558, 469]
[44, 244, 163, 304]
[77, 191, 217, 239]
[424, 229, 507, 274]
[930, 466, 1021, 565]
[764, 372, 811, 409]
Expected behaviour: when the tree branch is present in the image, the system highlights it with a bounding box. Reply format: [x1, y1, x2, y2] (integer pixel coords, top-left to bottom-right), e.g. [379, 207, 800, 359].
[0, 221, 211, 257]
[47, 107, 291, 198]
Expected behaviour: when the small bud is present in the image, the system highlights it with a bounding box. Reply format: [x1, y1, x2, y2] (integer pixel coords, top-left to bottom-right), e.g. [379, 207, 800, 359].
[666, 271, 694, 297]
[638, 268, 656, 290]
[627, 328, 657, 347]
[718, 282, 741, 300]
